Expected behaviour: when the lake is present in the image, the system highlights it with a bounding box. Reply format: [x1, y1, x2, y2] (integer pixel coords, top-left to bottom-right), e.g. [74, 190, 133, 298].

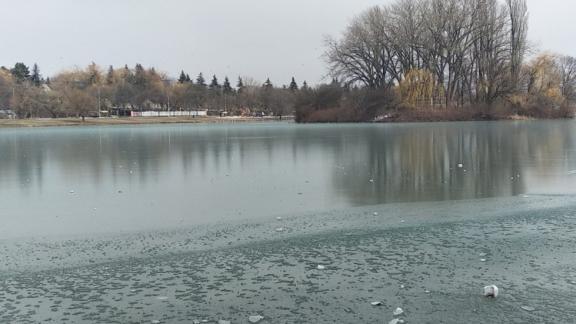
[1, 121, 576, 323]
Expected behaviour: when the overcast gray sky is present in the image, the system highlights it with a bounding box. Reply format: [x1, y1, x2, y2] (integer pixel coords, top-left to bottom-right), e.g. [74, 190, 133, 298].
[0, 0, 574, 85]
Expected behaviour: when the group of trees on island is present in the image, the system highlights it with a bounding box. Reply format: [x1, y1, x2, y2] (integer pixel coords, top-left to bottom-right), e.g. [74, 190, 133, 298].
[296, 0, 576, 122]
[1, 0, 575, 122]
[0, 62, 308, 119]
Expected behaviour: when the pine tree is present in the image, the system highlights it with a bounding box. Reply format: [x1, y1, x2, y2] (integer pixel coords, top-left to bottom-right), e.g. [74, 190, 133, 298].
[237, 77, 245, 93]
[178, 70, 187, 84]
[289, 77, 298, 92]
[196, 73, 206, 87]
[263, 78, 273, 90]
[106, 66, 115, 85]
[123, 64, 133, 82]
[30, 63, 42, 87]
[185, 74, 191, 83]
[223, 77, 233, 94]
[133, 63, 146, 87]
[209, 75, 220, 90]
[10, 63, 30, 83]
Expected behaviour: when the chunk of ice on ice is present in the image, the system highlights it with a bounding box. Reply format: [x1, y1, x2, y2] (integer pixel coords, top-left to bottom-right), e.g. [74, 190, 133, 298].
[521, 306, 535, 312]
[483, 285, 499, 298]
[393, 307, 404, 316]
[248, 315, 264, 323]
[317, 265, 326, 270]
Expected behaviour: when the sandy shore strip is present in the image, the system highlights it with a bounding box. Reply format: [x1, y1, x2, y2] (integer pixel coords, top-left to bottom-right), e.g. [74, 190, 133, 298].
[0, 116, 292, 128]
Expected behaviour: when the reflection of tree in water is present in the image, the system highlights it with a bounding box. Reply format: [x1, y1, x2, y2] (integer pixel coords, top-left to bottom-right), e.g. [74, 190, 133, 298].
[331, 122, 576, 205]
[0, 122, 574, 204]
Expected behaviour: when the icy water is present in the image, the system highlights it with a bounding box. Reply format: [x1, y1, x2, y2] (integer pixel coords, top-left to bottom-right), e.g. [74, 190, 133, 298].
[1, 121, 576, 323]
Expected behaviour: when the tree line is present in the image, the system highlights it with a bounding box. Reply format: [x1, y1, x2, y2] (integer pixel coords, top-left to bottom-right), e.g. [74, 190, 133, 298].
[1, 0, 575, 123]
[296, 0, 576, 122]
[0, 62, 307, 119]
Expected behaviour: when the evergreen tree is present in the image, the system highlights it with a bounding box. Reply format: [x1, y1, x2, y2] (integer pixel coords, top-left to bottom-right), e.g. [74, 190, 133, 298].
[223, 77, 233, 94]
[178, 70, 187, 84]
[106, 66, 115, 85]
[30, 63, 42, 87]
[133, 64, 147, 87]
[237, 77, 245, 93]
[185, 74, 191, 83]
[123, 64, 133, 82]
[10, 63, 30, 83]
[263, 78, 273, 90]
[196, 73, 206, 87]
[289, 77, 298, 92]
[209, 75, 220, 90]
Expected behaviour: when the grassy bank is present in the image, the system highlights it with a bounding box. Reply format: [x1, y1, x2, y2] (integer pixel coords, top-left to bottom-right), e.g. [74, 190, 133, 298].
[0, 116, 291, 128]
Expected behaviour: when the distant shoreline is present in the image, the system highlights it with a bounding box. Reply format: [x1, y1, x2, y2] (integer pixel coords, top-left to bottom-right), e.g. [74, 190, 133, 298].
[0, 116, 293, 129]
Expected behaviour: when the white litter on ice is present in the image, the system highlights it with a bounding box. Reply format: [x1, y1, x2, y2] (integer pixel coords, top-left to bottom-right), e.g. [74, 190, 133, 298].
[483, 285, 499, 298]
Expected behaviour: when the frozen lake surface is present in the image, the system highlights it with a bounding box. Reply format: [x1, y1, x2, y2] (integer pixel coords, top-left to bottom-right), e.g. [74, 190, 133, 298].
[1, 121, 576, 323]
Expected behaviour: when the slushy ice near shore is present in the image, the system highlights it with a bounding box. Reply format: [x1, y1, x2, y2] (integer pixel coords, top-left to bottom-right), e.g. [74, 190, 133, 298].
[1, 195, 576, 323]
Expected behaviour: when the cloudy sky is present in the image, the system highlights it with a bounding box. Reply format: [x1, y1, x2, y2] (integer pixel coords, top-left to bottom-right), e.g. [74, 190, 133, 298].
[0, 0, 573, 85]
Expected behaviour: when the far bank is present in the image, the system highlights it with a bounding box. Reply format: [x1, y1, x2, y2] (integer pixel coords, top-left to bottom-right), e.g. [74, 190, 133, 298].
[0, 116, 292, 129]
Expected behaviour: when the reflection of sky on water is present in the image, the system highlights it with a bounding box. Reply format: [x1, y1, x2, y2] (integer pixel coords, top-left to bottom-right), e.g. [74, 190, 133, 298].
[0, 121, 574, 238]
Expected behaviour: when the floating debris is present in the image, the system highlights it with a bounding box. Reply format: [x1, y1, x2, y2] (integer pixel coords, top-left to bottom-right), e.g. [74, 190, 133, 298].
[457, 163, 464, 168]
[373, 212, 379, 216]
[151, 321, 161, 324]
[389, 319, 405, 324]
[483, 285, 499, 298]
[156, 296, 169, 301]
[521, 306, 536, 312]
[248, 315, 264, 323]
[400, 284, 405, 289]
[371, 301, 383, 306]
[393, 307, 404, 316]
[275, 227, 285, 233]
[317, 265, 326, 270]
[480, 259, 487, 262]
[369, 179, 375, 183]
[276, 216, 283, 221]
[69, 190, 75, 194]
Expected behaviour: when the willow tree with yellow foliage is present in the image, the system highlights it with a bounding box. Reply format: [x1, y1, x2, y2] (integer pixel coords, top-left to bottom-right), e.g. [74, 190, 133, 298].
[398, 69, 444, 109]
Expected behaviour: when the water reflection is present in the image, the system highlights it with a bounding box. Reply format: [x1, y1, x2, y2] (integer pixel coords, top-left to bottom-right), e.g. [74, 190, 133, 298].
[0, 121, 574, 237]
